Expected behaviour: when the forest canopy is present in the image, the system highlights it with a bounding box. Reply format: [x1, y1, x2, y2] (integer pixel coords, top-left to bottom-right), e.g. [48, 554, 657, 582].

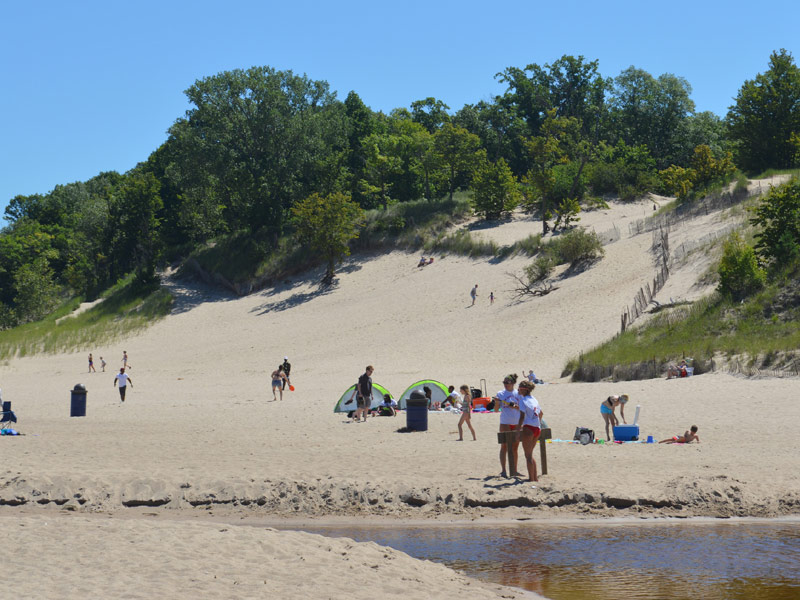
[2, 50, 799, 328]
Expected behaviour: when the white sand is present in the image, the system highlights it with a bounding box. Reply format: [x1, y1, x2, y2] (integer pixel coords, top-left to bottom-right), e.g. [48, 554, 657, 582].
[1, 192, 799, 598]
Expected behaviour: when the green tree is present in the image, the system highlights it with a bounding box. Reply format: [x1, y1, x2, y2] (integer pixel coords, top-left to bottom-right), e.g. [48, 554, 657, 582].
[471, 158, 520, 219]
[411, 97, 450, 133]
[727, 49, 800, 173]
[12, 256, 60, 324]
[433, 123, 484, 201]
[360, 133, 404, 209]
[167, 67, 347, 245]
[750, 179, 800, 265]
[344, 91, 376, 208]
[717, 233, 766, 301]
[291, 192, 365, 284]
[108, 173, 164, 284]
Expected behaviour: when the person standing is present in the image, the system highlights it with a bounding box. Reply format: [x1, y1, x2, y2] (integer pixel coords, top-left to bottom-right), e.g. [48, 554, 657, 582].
[494, 374, 521, 478]
[281, 356, 291, 390]
[470, 284, 478, 306]
[271, 366, 286, 401]
[355, 365, 374, 422]
[100, 356, 107, 372]
[457, 384, 476, 441]
[88, 353, 96, 373]
[113, 368, 133, 402]
[122, 350, 131, 369]
[515, 380, 543, 483]
[489, 291, 494, 305]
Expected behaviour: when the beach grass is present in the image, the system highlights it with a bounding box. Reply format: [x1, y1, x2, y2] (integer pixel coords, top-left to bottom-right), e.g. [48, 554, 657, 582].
[0, 275, 173, 360]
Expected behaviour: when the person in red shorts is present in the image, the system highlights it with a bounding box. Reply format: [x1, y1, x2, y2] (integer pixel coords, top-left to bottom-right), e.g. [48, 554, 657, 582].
[494, 374, 520, 478]
[515, 379, 543, 483]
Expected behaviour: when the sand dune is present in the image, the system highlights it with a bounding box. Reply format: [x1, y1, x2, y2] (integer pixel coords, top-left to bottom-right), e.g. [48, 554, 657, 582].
[1, 192, 798, 598]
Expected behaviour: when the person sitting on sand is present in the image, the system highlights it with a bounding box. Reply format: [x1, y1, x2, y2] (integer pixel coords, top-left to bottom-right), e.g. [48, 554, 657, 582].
[667, 360, 688, 379]
[601, 394, 628, 441]
[373, 393, 397, 417]
[418, 256, 427, 267]
[660, 425, 700, 444]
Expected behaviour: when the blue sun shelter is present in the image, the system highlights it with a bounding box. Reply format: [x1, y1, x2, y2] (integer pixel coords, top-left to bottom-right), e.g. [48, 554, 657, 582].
[333, 382, 393, 413]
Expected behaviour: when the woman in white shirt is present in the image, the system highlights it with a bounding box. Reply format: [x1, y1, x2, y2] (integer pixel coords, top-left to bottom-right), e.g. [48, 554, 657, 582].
[515, 379, 543, 483]
[494, 374, 521, 478]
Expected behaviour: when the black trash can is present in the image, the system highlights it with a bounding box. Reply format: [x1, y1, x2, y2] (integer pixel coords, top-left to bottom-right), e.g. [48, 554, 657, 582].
[70, 384, 87, 417]
[406, 390, 428, 432]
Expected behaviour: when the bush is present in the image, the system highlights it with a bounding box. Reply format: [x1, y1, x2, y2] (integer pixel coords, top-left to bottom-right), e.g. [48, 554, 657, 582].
[717, 233, 766, 301]
[524, 254, 555, 283]
[545, 228, 604, 265]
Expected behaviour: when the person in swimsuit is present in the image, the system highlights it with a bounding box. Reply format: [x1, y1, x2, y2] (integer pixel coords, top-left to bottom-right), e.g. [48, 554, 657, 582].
[494, 374, 521, 477]
[515, 379, 543, 482]
[88, 353, 96, 373]
[271, 366, 286, 401]
[600, 394, 628, 441]
[457, 384, 476, 441]
[660, 425, 700, 444]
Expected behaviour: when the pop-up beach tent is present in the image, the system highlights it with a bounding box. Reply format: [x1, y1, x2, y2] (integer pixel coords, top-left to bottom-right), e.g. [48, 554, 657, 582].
[333, 382, 393, 413]
[397, 379, 449, 410]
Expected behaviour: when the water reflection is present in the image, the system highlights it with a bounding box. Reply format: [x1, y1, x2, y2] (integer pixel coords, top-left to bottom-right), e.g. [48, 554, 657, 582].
[281, 521, 800, 600]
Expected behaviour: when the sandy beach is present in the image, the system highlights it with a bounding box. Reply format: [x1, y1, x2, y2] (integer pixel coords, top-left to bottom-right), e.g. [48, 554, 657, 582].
[2, 189, 799, 598]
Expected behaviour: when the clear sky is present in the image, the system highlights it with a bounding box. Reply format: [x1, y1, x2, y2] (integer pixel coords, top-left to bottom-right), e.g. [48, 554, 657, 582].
[2, 0, 798, 215]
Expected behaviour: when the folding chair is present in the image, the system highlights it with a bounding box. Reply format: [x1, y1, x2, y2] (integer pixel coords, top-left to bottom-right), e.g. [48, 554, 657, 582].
[0, 401, 17, 429]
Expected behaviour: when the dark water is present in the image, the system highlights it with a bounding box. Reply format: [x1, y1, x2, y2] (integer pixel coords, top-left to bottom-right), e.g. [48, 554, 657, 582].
[281, 520, 800, 599]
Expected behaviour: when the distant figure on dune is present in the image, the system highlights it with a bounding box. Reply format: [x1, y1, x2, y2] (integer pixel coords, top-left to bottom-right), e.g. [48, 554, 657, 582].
[100, 356, 106, 372]
[88, 353, 96, 373]
[122, 351, 131, 369]
[113, 367, 133, 403]
[490, 291, 494, 305]
[418, 256, 427, 267]
[470, 284, 478, 306]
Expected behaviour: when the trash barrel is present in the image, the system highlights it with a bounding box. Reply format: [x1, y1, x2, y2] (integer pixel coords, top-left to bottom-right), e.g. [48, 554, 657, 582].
[406, 390, 428, 432]
[70, 384, 87, 417]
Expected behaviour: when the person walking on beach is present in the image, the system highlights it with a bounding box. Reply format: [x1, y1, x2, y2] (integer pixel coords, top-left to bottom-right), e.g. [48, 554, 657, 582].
[355, 365, 374, 422]
[489, 291, 494, 305]
[494, 374, 521, 478]
[271, 366, 287, 401]
[100, 356, 106, 372]
[516, 380, 543, 483]
[470, 284, 478, 306]
[281, 356, 291, 390]
[113, 367, 133, 402]
[457, 384, 476, 441]
[122, 350, 131, 369]
[88, 353, 96, 373]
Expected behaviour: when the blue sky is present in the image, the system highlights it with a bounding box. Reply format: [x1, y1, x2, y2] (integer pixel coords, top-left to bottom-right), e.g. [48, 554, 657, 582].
[2, 0, 798, 214]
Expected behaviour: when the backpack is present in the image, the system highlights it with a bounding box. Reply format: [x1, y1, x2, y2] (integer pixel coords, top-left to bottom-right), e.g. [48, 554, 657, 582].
[574, 427, 595, 445]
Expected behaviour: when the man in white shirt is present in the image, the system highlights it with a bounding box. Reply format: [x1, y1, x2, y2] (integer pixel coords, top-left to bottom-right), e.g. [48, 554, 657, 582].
[113, 368, 133, 402]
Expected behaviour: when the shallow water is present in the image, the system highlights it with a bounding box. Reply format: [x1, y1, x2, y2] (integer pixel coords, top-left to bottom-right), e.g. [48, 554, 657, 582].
[282, 520, 800, 599]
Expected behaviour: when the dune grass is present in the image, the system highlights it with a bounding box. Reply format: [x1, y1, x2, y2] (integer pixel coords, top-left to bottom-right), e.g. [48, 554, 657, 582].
[0, 276, 173, 360]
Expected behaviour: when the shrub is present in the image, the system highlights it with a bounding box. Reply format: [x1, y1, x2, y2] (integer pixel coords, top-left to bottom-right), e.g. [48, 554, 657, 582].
[545, 228, 604, 265]
[717, 233, 766, 301]
[524, 254, 555, 283]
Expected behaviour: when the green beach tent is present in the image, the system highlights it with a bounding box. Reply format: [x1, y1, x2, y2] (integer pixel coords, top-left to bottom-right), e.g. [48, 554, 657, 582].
[397, 379, 449, 410]
[333, 382, 393, 413]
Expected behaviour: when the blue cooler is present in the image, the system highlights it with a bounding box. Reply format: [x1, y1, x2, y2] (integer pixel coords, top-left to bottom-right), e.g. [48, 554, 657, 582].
[613, 425, 639, 441]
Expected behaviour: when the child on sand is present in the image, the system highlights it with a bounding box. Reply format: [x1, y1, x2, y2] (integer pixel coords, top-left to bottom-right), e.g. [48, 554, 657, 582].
[660, 425, 700, 444]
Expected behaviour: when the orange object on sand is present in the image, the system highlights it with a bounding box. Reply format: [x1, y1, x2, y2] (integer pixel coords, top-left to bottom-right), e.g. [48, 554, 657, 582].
[289, 385, 295, 391]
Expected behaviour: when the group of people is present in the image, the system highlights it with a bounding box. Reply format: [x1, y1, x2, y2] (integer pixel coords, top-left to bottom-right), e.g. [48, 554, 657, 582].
[417, 256, 435, 267]
[270, 357, 292, 401]
[469, 284, 495, 306]
[666, 359, 690, 379]
[88, 350, 131, 374]
[493, 373, 544, 483]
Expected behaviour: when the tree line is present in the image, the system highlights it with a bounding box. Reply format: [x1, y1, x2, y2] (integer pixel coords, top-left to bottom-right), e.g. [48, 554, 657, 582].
[2, 50, 799, 326]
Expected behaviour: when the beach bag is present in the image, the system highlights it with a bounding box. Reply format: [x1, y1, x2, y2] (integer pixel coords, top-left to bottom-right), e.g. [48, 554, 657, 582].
[573, 427, 594, 445]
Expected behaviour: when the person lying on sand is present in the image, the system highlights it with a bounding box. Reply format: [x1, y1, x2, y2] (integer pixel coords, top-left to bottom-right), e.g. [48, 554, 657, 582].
[660, 425, 700, 444]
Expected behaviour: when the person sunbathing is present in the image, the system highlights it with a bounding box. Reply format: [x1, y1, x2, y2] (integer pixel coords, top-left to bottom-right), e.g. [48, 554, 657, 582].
[659, 425, 700, 444]
[666, 360, 688, 379]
